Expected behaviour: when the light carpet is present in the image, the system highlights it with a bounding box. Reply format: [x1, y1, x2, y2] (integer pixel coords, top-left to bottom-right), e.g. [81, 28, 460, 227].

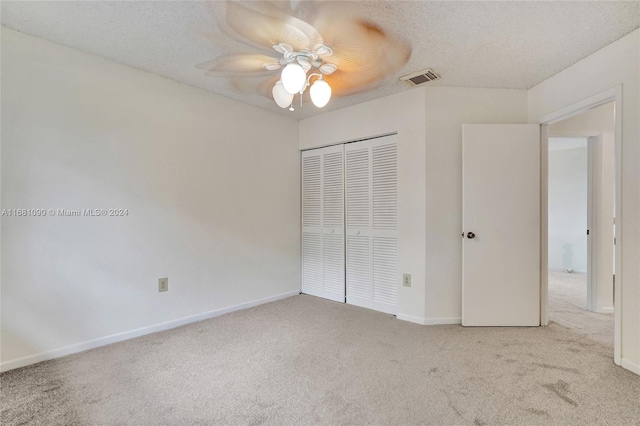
[548, 271, 614, 348]
[2, 294, 639, 425]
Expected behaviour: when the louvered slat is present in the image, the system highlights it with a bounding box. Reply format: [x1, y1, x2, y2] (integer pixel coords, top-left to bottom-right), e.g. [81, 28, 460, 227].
[302, 155, 321, 228]
[346, 149, 370, 229]
[373, 144, 397, 231]
[346, 235, 371, 299]
[302, 233, 322, 291]
[323, 151, 343, 228]
[323, 234, 344, 295]
[373, 237, 398, 306]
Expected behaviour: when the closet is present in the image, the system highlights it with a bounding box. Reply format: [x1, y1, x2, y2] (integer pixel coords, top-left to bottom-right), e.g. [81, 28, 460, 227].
[301, 134, 398, 314]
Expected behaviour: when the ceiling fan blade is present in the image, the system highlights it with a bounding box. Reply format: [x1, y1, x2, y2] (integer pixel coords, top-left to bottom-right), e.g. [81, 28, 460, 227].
[323, 65, 396, 98]
[197, 54, 280, 78]
[329, 21, 409, 73]
[228, 77, 264, 95]
[221, 1, 322, 53]
[230, 74, 281, 99]
[295, 2, 410, 74]
[311, 15, 410, 96]
[258, 74, 283, 100]
[322, 70, 376, 98]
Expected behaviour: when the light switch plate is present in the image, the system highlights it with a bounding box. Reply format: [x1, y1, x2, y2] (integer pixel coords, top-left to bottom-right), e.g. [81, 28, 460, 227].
[158, 277, 168, 292]
[403, 273, 411, 287]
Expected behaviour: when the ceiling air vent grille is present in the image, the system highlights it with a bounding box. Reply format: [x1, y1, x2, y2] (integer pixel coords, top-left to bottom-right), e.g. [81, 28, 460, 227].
[400, 69, 440, 86]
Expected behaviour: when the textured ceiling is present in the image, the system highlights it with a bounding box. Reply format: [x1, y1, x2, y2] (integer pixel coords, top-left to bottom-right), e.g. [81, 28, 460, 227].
[2, 1, 638, 119]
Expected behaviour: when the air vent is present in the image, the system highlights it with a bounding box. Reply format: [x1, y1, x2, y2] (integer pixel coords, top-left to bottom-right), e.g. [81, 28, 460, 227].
[400, 69, 440, 86]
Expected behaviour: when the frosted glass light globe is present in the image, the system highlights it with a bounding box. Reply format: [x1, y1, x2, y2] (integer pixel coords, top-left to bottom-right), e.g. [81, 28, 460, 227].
[272, 80, 294, 108]
[281, 63, 306, 95]
[310, 78, 332, 108]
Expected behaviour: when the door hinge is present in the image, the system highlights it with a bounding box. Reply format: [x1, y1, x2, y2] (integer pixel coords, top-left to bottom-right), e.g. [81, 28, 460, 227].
[587, 229, 590, 235]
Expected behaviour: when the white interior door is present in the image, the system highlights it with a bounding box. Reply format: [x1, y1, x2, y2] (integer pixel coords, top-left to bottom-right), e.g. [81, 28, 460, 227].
[345, 135, 398, 314]
[462, 124, 540, 326]
[301, 145, 345, 302]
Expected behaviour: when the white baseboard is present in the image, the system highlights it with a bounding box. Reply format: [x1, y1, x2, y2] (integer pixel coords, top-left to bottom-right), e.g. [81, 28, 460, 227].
[621, 358, 640, 376]
[396, 314, 462, 326]
[0, 290, 299, 373]
[598, 307, 614, 314]
[396, 313, 425, 324]
[424, 317, 462, 325]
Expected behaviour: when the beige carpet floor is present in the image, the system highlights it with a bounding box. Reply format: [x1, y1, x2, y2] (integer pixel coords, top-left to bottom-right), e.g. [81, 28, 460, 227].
[548, 271, 614, 348]
[2, 294, 639, 425]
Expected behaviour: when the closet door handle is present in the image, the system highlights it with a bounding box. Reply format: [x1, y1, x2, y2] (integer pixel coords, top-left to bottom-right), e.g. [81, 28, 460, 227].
[330, 228, 335, 233]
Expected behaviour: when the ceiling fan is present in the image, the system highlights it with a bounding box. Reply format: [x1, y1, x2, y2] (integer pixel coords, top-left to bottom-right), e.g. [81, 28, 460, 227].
[197, 1, 411, 111]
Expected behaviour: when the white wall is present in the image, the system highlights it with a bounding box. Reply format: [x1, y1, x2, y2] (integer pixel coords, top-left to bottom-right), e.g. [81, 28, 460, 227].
[547, 140, 588, 272]
[299, 86, 528, 324]
[1, 28, 301, 369]
[528, 29, 639, 374]
[423, 87, 528, 321]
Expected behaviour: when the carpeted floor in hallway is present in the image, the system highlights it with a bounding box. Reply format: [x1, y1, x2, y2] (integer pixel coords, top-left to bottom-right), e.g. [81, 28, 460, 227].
[2, 293, 638, 425]
[548, 271, 614, 348]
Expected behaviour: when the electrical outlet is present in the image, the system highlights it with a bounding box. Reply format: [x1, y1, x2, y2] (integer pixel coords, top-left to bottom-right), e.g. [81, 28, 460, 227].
[158, 277, 168, 292]
[403, 273, 411, 287]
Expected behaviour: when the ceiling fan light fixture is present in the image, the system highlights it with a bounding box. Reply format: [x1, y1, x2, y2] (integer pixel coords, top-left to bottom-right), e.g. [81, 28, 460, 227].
[319, 63, 337, 75]
[281, 63, 307, 94]
[310, 76, 332, 108]
[200, 3, 412, 114]
[273, 43, 293, 54]
[296, 56, 312, 72]
[272, 80, 294, 108]
[313, 44, 333, 57]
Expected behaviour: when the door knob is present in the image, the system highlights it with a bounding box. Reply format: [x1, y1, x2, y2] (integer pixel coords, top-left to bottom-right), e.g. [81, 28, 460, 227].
[330, 228, 334, 233]
[355, 230, 360, 235]
[466, 232, 476, 239]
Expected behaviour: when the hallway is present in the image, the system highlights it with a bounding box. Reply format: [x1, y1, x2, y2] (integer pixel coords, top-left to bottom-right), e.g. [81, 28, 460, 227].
[548, 271, 614, 348]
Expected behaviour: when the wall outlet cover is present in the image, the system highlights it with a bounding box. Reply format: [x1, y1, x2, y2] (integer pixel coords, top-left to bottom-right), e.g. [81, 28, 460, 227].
[158, 277, 168, 292]
[403, 273, 411, 287]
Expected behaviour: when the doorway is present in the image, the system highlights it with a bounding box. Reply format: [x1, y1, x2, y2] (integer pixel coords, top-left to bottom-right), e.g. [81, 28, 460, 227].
[545, 101, 616, 349]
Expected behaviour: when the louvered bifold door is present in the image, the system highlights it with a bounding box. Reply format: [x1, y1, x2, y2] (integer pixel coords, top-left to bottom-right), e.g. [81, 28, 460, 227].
[301, 145, 345, 302]
[345, 135, 398, 314]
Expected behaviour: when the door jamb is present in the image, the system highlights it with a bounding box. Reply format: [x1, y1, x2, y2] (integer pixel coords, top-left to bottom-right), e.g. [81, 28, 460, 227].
[587, 135, 598, 313]
[540, 125, 549, 327]
[539, 85, 622, 366]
